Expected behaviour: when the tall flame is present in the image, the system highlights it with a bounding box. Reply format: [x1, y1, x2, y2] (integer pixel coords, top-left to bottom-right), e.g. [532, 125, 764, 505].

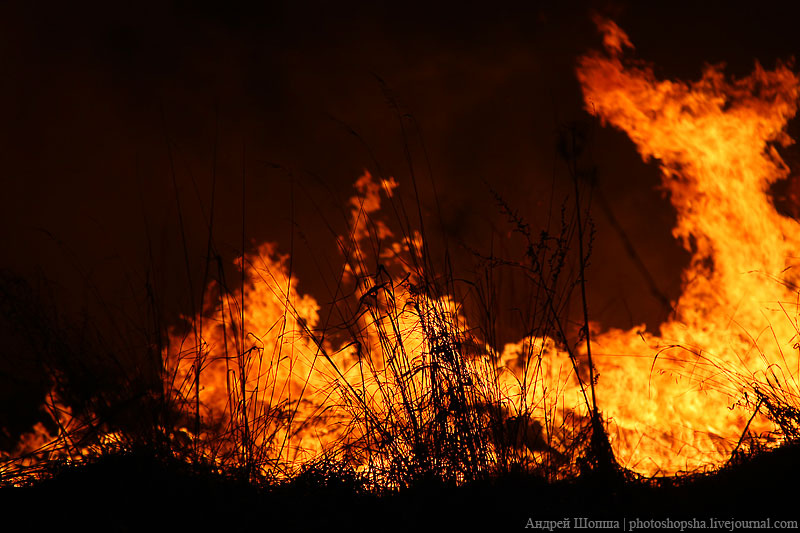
[577, 16, 800, 474]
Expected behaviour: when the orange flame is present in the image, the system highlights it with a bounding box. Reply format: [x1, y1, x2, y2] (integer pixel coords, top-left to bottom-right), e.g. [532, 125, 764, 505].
[163, 170, 588, 482]
[577, 17, 800, 474]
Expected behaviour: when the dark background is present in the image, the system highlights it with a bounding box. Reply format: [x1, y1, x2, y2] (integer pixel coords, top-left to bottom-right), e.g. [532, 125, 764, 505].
[3, 0, 800, 445]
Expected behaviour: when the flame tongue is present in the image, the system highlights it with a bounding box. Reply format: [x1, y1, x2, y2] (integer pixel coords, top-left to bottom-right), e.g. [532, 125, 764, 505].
[577, 18, 800, 474]
[578, 21, 800, 310]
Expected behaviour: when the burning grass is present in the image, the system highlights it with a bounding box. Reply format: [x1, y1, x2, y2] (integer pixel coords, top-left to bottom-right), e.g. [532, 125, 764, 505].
[0, 158, 612, 491]
[3, 15, 800, 525]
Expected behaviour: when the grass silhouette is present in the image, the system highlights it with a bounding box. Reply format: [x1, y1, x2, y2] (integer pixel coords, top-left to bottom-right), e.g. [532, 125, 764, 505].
[1, 114, 800, 529]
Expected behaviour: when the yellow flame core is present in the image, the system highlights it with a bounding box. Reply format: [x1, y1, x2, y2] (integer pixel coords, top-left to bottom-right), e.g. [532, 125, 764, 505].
[577, 19, 800, 474]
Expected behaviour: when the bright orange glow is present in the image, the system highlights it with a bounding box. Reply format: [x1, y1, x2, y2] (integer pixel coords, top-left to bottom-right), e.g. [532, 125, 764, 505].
[577, 17, 800, 474]
[5, 18, 800, 483]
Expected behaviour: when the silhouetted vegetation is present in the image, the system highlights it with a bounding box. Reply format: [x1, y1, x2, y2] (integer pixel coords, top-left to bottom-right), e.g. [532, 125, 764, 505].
[2, 118, 800, 529]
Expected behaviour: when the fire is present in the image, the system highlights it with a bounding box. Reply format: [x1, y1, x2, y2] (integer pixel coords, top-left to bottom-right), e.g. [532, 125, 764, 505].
[0, 389, 127, 484]
[4, 16, 800, 483]
[161, 170, 593, 484]
[577, 16, 800, 474]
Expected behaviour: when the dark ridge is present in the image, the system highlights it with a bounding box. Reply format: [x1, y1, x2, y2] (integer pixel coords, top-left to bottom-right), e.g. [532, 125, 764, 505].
[3, 442, 798, 531]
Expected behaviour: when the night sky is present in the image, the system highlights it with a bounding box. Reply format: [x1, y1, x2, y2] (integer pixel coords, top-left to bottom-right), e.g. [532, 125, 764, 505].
[4, 1, 800, 436]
